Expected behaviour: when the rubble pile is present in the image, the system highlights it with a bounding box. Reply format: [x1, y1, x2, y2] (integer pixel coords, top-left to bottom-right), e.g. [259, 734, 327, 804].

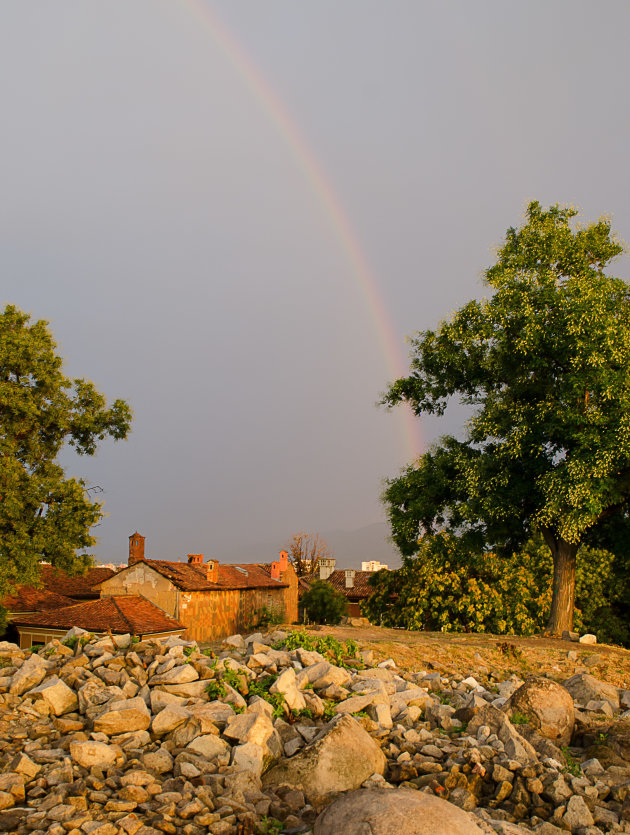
[0, 628, 627, 834]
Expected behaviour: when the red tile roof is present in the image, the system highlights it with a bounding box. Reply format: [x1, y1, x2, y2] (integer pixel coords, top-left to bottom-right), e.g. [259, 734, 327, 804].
[3, 587, 76, 614]
[12, 595, 184, 635]
[221, 563, 288, 590]
[123, 560, 288, 592]
[326, 570, 378, 601]
[40, 565, 117, 599]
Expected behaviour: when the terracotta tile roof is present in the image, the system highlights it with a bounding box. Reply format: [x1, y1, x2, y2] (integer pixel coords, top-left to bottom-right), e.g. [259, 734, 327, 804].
[12, 595, 184, 635]
[326, 570, 378, 601]
[40, 565, 117, 599]
[221, 564, 288, 590]
[3, 587, 76, 614]
[133, 560, 288, 592]
[141, 560, 218, 591]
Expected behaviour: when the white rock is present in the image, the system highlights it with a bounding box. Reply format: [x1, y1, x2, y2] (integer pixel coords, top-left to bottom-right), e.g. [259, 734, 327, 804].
[579, 633, 597, 644]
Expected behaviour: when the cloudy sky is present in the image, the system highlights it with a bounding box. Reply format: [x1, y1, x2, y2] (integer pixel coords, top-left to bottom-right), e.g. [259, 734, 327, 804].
[3, 1, 630, 565]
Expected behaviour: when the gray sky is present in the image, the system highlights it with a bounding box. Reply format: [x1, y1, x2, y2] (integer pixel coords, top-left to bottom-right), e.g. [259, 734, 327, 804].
[3, 1, 630, 565]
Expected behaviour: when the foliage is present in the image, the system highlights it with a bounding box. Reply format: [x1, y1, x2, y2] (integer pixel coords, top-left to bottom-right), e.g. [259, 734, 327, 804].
[362, 533, 551, 634]
[204, 680, 227, 700]
[284, 532, 333, 579]
[362, 531, 630, 643]
[0, 304, 132, 619]
[561, 747, 582, 776]
[275, 630, 358, 665]
[300, 580, 348, 625]
[256, 817, 285, 835]
[381, 202, 630, 633]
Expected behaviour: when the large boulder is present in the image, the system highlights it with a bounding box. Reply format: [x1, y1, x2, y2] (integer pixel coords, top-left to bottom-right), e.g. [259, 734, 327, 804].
[263, 714, 386, 808]
[9, 654, 47, 696]
[69, 741, 119, 769]
[508, 676, 574, 746]
[27, 676, 79, 716]
[313, 788, 485, 834]
[93, 696, 151, 735]
[562, 673, 619, 710]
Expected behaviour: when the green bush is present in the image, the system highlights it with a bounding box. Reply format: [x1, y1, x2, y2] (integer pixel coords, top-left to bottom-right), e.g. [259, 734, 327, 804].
[300, 580, 348, 625]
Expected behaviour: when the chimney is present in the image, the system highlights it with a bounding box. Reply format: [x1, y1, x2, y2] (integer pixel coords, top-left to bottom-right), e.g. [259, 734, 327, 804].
[128, 532, 145, 566]
[345, 569, 356, 589]
[279, 550, 288, 572]
[271, 560, 281, 581]
[319, 557, 336, 581]
[187, 554, 203, 565]
[205, 559, 218, 583]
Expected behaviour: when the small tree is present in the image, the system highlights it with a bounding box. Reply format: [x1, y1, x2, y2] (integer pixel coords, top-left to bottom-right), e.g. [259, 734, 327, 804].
[285, 532, 333, 579]
[0, 305, 132, 621]
[382, 202, 630, 634]
[300, 580, 347, 625]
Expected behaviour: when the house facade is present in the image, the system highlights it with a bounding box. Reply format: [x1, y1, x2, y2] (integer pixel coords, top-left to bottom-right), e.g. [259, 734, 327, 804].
[98, 534, 298, 642]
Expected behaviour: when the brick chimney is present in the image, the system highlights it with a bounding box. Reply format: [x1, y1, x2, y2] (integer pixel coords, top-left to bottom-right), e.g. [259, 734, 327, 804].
[271, 560, 281, 581]
[187, 554, 203, 565]
[344, 569, 356, 589]
[128, 532, 145, 565]
[205, 559, 218, 583]
[279, 550, 288, 571]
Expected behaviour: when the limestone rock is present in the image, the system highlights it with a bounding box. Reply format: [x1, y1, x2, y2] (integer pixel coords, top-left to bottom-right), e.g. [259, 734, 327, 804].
[314, 788, 485, 834]
[263, 714, 386, 808]
[508, 677, 574, 746]
[9, 653, 46, 696]
[69, 740, 118, 769]
[27, 675, 79, 716]
[562, 673, 620, 710]
[94, 696, 151, 734]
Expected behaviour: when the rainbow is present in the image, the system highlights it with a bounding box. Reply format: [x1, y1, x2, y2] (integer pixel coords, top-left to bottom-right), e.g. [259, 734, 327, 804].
[183, 0, 423, 460]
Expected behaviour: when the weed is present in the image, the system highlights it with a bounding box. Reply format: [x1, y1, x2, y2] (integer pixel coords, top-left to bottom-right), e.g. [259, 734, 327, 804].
[275, 631, 359, 666]
[439, 694, 453, 706]
[62, 636, 78, 650]
[256, 817, 284, 835]
[510, 711, 530, 725]
[597, 732, 609, 744]
[497, 642, 523, 660]
[561, 747, 582, 777]
[205, 680, 227, 700]
[201, 648, 215, 659]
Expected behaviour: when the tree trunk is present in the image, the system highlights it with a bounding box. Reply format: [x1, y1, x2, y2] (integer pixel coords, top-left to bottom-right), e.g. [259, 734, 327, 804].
[542, 529, 578, 635]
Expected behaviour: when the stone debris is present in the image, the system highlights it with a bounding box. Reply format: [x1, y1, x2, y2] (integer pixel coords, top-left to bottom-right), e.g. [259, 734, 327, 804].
[0, 630, 626, 834]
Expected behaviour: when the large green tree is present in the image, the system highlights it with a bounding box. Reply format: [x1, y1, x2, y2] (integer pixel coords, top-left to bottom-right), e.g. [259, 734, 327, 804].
[0, 305, 132, 610]
[382, 202, 630, 634]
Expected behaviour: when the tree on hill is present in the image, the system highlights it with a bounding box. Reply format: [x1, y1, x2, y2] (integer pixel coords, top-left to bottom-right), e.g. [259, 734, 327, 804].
[0, 304, 132, 621]
[382, 202, 630, 635]
[285, 531, 333, 578]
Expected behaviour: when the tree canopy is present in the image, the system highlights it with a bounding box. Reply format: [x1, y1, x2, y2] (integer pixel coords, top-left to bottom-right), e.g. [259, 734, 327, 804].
[0, 305, 132, 610]
[382, 202, 630, 634]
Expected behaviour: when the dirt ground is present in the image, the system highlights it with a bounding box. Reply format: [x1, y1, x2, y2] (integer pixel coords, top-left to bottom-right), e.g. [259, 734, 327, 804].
[292, 624, 630, 689]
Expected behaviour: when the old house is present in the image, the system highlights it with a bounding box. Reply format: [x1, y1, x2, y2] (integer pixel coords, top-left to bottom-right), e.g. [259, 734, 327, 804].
[2, 564, 118, 647]
[317, 558, 386, 617]
[12, 596, 185, 648]
[97, 533, 299, 642]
